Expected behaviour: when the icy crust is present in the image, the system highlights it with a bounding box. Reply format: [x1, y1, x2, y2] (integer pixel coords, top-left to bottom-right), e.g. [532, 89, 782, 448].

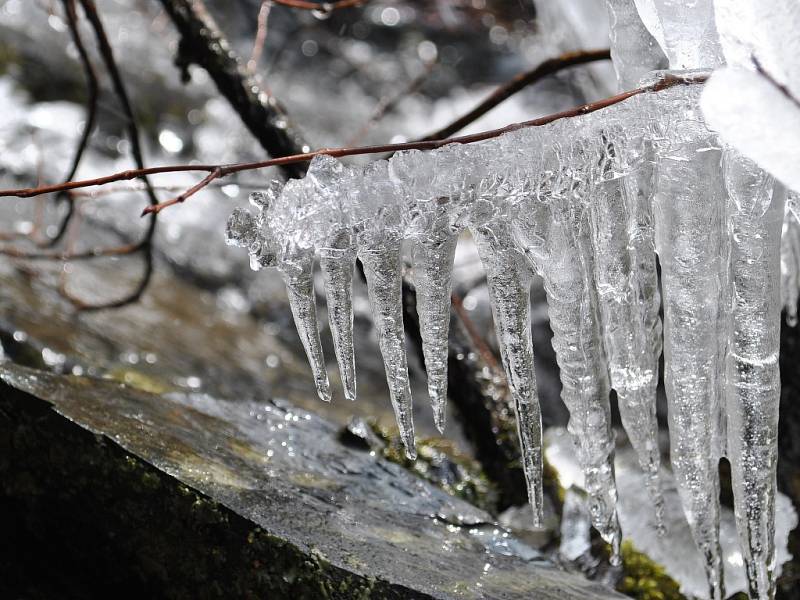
[227, 81, 788, 597]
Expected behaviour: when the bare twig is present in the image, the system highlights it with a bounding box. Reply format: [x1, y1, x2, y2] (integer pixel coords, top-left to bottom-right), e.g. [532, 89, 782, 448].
[420, 48, 611, 142]
[346, 59, 437, 146]
[46, 0, 101, 247]
[247, 0, 272, 75]
[269, 0, 365, 11]
[158, 0, 307, 179]
[753, 56, 800, 110]
[69, 181, 271, 198]
[0, 240, 147, 261]
[66, 0, 158, 310]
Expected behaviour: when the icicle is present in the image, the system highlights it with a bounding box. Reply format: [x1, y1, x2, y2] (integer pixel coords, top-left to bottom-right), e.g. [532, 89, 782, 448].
[590, 174, 665, 531]
[320, 228, 357, 401]
[597, 9, 668, 527]
[413, 233, 457, 432]
[390, 149, 457, 432]
[605, 0, 668, 89]
[723, 151, 785, 600]
[781, 208, 800, 326]
[505, 138, 622, 552]
[633, 0, 724, 70]
[531, 186, 621, 564]
[358, 231, 416, 459]
[627, 6, 728, 593]
[280, 246, 332, 403]
[471, 221, 544, 527]
[654, 131, 726, 599]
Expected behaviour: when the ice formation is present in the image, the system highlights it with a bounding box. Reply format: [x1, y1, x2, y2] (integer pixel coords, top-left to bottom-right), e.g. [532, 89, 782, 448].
[225, 1, 800, 598]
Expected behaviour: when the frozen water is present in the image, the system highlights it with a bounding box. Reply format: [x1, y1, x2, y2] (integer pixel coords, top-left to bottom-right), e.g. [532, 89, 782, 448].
[724, 153, 785, 599]
[606, 0, 668, 89]
[226, 5, 800, 592]
[653, 103, 728, 599]
[227, 85, 680, 539]
[633, 0, 723, 70]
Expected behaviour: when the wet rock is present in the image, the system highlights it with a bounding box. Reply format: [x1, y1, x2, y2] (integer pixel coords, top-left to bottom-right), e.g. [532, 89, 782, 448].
[0, 363, 624, 599]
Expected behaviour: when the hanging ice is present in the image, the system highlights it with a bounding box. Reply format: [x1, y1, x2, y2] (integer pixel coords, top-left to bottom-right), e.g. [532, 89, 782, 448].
[392, 149, 457, 432]
[723, 153, 785, 600]
[225, 5, 798, 591]
[603, 3, 668, 530]
[521, 158, 622, 561]
[605, 0, 668, 89]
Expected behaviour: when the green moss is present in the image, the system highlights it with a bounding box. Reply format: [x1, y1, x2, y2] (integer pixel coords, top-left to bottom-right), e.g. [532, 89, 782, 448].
[368, 420, 497, 513]
[616, 540, 684, 600]
[0, 41, 18, 76]
[105, 367, 175, 395]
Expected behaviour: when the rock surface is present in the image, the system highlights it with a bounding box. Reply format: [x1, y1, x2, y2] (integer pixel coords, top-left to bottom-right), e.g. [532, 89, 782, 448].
[0, 362, 623, 599]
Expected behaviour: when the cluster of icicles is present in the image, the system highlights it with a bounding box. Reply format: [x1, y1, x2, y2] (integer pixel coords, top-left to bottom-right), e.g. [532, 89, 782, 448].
[225, 2, 799, 599]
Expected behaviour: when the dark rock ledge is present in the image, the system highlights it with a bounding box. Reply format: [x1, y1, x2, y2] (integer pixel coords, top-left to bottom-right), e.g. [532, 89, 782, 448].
[0, 363, 623, 600]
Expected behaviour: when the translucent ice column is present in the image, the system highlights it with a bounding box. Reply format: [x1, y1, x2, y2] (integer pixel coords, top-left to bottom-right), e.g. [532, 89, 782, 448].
[468, 164, 544, 525]
[602, 3, 667, 526]
[391, 150, 457, 431]
[590, 169, 664, 530]
[309, 156, 358, 402]
[653, 95, 727, 598]
[632, 3, 726, 592]
[723, 152, 785, 600]
[633, 0, 723, 70]
[605, 0, 667, 89]
[513, 147, 621, 560]
[355, 161, 416, 458]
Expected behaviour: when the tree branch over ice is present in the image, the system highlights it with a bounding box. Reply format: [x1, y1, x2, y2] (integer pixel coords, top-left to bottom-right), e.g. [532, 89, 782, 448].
[0, 72, 707, 214]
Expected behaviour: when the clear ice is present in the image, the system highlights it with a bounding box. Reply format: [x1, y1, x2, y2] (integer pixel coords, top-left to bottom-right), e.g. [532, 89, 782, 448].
[225, 1, 800, 597]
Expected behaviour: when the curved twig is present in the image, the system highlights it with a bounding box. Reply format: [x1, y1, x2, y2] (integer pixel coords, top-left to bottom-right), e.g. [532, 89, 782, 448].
[63, 0, 158, 311]
[420, 48, 611, 141]
[47, 0, 101, 247]
[270, 0, 365, 11]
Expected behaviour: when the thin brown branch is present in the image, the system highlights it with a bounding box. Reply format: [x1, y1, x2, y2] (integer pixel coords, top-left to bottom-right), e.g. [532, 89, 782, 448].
[69, 0, 158, 310]
[168, 168, 223, 208]
[62, 251, 154, 311]
[46, 0, 101, 247]
[0, 240, 145, 262]
[247, 0, 272, 75]
[158, 0, 307, 179]
[0, 72, 706, 214]
[142, 72, 704, 215]
[451, 293, 502, 375]
[270, 0, 365, 11]
[70, 181, 270, 198]
[421, 48, 611, 142]
[346, 59, 437, 147]
[753, 56, 800, 111]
